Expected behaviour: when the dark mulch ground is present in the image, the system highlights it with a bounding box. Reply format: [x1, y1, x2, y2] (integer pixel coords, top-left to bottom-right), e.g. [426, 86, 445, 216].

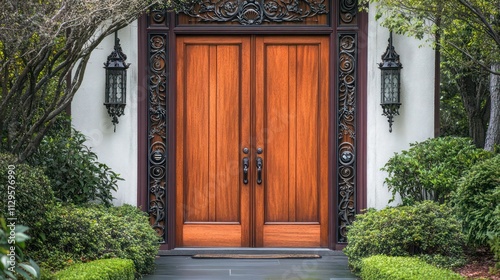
[456, 249, 499, 280]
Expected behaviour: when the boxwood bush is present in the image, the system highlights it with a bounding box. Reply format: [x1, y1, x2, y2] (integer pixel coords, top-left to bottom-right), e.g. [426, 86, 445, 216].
[382, 137, 492, 205]
[343, 201, 465, 273]
[50, 258, 135, 280]
[360, 255, 464, 280]
[0, 153, 54, 229]
[30, 204, 158, 276]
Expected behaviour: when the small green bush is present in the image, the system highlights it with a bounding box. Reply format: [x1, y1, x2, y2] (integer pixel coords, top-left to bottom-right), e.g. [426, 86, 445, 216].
[382, 137, 492, 205]
[51, 258, 135, 280]
[343, 201, 465, 273]
[0, 153, 54, 229]
[360, 255, 464, 280]
[30, 204, 159, 276]
[28, 126, 122, 207]
[453, 154, 500, 248]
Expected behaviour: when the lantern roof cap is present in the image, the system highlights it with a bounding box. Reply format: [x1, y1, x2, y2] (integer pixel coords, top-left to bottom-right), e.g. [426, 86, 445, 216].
[379, 32, 402, 70]
[104, 34, 130, 69]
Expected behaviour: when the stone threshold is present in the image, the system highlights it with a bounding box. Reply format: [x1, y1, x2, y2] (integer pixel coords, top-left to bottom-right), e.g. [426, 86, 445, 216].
[158, 248, 345, 256]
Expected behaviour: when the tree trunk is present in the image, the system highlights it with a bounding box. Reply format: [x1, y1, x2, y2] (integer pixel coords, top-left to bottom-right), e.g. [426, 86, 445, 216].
[458, 74, 489, 148]
[485, 63, 500, 151]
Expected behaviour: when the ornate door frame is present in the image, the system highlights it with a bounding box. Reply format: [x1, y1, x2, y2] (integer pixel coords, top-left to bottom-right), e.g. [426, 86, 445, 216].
[137, 0, 368, 250]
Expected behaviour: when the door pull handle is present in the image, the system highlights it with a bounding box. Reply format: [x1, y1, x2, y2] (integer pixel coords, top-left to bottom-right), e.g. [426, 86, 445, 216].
[242, 157, 249, 184]
[256, 157, 263, 184]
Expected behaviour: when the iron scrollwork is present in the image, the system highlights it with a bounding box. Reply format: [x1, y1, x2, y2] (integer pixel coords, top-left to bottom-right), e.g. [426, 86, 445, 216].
[181, 0, 328, 25]
[339, 0, 356, 25]
[148, 34, 168, 243]
[337, 34, 357, 243]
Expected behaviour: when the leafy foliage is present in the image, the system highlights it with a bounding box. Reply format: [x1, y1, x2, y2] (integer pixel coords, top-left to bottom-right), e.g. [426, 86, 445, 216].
[490, 230, 500, 269]
[360, 0, 500, 150]
[30, 204, 159, 276]
[359, 0, 500, 66]
[28, 125, 122, 207]
[51, 258, 135, 280]
[382, 137, 492, 205]
[453, 155, 500, 249]
[0, 0, 158, 161]
[0, 153, 54, 229]
[360, 255, 464, 280]
[0, 218, 40, 280]
[343, 201, 465, 273]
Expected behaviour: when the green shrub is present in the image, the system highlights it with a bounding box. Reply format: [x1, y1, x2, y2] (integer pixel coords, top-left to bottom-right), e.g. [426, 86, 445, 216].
[343, 201, 465, 273]
[51, 258, 135, 280]
[30, 204, 159, 276]
[382, 137, 492, 205]
[489, 231, 500, 269]
[360, 255, 464, 280]
[0, 153, 54, 229]
[28, 127, 122, 207]
[453, 154, 500, 248]
[0, 218, 40, 280]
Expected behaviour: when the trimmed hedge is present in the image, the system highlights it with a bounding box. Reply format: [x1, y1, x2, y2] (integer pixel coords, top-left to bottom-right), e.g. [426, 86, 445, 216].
[344, 201, 465, 272]
[360, 255, 464, 280]
[51, 258, 135, 280]
[0, 153, 54, 229]
[30, 204, 159, 276]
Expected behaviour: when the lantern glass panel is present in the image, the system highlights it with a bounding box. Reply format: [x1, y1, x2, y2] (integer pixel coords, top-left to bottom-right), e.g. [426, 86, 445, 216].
[106, 69, 126, 105]
[381, 69, 400, 104]
[116, 74, 123, 102]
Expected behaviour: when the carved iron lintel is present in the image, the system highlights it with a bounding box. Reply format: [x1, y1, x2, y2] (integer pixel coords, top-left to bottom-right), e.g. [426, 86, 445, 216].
[337, 33, 357, 243]
[181, 0, 328, 25]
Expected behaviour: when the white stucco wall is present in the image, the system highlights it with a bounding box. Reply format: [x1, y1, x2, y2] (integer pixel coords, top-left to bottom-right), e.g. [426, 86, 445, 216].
[366, 4, 436, 209]
[71, 9, 436, 210]
[71, 21, 139, 206]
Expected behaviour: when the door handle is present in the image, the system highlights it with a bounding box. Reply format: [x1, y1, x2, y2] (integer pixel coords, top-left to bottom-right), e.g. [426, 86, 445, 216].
[242, 157, 249, 184]
[256, 157, 263, 184]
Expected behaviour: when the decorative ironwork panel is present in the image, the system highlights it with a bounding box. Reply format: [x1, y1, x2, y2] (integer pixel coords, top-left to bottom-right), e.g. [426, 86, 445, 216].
[148, 33, 168, 243]
[148, 9, 168, 28]
[179, 0, 329, 25]
[339, 0, 356, 25]
[337, 33, 357, 243]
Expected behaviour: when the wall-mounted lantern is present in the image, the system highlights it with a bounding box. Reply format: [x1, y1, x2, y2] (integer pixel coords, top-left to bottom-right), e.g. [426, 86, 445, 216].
[379, 31, 402, 133]
[104, 31, 130, 132]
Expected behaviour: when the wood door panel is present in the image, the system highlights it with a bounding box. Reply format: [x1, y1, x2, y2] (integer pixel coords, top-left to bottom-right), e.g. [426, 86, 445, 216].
[263, 225, 320, 247]
[183, 225, 242, 247]
[255, 36, 329, 247]
[176, 36, 251, 247]
[263, 44, 291, 222]
[295, 44, 320, 223]
[213, 45, 243, 222]
[184, 44, 210, 222]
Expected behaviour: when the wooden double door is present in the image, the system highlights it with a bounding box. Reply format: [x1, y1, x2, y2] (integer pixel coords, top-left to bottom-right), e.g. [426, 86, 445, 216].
[176, 36, 330, 247]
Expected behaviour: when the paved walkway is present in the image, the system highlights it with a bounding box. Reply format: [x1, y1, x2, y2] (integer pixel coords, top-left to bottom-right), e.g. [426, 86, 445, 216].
[142, 253, 358, 280]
